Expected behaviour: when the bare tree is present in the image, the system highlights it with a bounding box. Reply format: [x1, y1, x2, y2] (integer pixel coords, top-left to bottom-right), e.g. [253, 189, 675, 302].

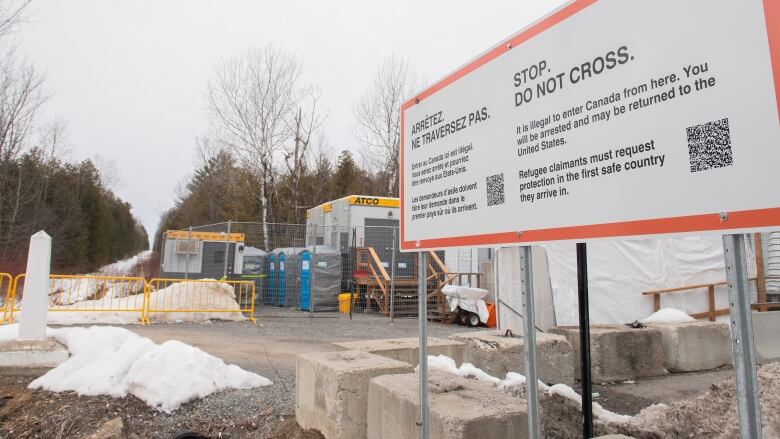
[207, 44, 304, 249]
[0, 0, 44, 161]
[37, 118, 70, 160]
[0, 0, 29, 41]
[354, 55, 416, 197]
[283, 91, 324, 223]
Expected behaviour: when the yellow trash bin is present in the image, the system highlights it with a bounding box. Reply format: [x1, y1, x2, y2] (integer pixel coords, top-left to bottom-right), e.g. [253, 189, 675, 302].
[338, 293, 353, 313]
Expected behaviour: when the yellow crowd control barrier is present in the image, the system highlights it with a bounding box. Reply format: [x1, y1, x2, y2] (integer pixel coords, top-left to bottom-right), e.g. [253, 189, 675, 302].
[6, 274, 150, 324]
[146, 278, 256, 323]
[0, 273, 15, 324]
[0, 275, 257, 325]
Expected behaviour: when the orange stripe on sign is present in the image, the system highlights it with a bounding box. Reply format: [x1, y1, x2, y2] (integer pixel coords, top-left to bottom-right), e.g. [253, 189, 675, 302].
[401, 207, 780, 250]
[765, 0, 780, 121]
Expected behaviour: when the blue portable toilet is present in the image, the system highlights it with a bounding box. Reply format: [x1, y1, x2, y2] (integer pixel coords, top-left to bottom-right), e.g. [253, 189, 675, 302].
[278, 252, 286, 307]
[299, 250, 312, 311]
[267, 253, 276, 305]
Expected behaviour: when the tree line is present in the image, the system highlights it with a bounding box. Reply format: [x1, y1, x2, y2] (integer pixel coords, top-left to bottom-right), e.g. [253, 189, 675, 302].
[0, 1, 148, 274]
[154, 45, 416, 250]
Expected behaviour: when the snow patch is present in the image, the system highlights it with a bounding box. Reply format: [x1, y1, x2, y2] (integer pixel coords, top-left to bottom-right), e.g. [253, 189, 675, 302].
[423, 354, 630, 425]
[1, 325, 272, 412]
[422, 354, 535, 389]
[642, 308, 696, 324]
[548, 383, 632, 424]
[98, 250, 153, 276]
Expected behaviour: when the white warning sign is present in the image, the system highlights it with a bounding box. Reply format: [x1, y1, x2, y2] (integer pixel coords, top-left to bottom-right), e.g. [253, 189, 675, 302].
[401, 0, 780, 250]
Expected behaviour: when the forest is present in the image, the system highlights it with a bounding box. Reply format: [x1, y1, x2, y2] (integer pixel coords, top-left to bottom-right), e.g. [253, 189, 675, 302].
[0, 1, 148, 274]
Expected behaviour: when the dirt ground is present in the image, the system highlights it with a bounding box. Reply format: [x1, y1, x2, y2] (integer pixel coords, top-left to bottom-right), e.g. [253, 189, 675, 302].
[0, 308, 474, 438]
[0, 308, 765, 438]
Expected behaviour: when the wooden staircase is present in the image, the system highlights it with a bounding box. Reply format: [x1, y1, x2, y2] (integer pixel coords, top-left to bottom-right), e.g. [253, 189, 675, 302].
[354, 247, 482, 320]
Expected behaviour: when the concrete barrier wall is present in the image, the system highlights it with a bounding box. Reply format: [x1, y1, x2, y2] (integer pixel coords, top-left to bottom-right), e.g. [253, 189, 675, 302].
[296, 350, 414, 439]
[550, 325, 666, 382]
[753, 310, 780, 363]
[647, 322, 731, 372]
[332, 337, 465, 367]
[368, 371, 528, 439]
[449, 330, 574, 385]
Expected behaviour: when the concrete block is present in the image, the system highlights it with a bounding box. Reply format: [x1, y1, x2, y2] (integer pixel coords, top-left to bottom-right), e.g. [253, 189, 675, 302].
[368, 370, 528, 439]
[332, 337, 464, 367]
[0, 338, 68, 368]
[647, 321, 731, 372]
[449, 330, 574, 385]
[752, 310, 780, 363]
[296, 350, 414, 439]
[549, 325, 666, 383]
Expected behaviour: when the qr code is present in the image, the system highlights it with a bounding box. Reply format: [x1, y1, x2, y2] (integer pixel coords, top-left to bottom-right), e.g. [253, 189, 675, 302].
[486, 173, 505, 206]
[687, 118, 733, 172]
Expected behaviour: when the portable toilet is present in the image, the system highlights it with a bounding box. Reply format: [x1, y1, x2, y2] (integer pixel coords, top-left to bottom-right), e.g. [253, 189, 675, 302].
[240, 246, 267, 306]
[267, 253, 277, 305]
[299, 251, 312, 311]
[278, 252, 286, 307]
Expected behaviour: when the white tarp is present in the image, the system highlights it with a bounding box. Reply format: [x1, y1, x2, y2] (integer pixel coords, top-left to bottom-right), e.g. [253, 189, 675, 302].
[442, 285, 489, 323]
[497, 235, 759, 328]
[545, 235, 756, 326]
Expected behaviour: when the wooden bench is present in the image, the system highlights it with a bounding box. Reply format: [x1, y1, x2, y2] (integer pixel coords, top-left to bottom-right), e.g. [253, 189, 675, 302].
[643, 277, 780, 321]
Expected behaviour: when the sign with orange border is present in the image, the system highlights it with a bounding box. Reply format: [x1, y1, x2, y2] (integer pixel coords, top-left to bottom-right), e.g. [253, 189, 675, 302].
[401, 0, 780, 251]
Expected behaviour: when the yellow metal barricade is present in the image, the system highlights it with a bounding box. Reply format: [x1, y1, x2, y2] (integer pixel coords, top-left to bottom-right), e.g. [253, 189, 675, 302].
[0, 273, 15, 324]
[3, 274, 149, 325]
[146, 278, 256, 323]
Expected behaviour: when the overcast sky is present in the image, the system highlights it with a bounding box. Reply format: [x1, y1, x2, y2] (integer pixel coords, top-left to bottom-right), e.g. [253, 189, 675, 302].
[20, 0, 566, 243]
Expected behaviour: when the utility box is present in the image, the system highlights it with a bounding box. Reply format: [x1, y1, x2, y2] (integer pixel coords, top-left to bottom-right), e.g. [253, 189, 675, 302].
[160, 230, 246, 279]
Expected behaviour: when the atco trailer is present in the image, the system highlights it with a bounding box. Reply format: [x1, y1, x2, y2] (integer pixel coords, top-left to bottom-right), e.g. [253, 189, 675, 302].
[306, 195, 401, 251]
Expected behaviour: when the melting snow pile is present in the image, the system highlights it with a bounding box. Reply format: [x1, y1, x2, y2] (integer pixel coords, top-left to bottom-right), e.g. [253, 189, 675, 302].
[423, 354, 525, 388]
[145, 280, 246, 322]
[0, 324, 271, 413]
[421, 354, 630, 424]
[547, 383, 631, 424]
[641, 308, 696, 324]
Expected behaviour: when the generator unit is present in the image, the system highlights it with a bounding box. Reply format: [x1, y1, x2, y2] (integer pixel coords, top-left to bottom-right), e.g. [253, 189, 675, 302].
[160, 230, 246, 279]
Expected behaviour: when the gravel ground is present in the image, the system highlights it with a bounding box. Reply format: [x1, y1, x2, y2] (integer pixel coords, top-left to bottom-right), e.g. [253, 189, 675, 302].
[0, 307, 475, 438]
[0, 308, 755, 438]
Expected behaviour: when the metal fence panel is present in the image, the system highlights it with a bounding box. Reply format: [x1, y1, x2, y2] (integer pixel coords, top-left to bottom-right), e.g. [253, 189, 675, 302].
[0, 272, 14, 324]
[159, 222, 496, 323]
[146, 278, 256, 323]
[5, 274, 149, 324]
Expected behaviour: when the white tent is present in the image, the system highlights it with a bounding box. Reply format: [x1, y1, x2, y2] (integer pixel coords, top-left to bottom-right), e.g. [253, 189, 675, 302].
[497, 234, 764, 332]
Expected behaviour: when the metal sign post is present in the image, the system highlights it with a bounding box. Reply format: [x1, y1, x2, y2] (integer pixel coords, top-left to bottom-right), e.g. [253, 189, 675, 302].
[577, 242, 594, 438]
[223, 220, 232, 279]
[723, 234, 763, 438]
[390, 227, 398, 322]
[185, 226, 192, 280]
[520, 246, 540, 438]
[418, 251, 429, 439]
[494, 247, 501, 330]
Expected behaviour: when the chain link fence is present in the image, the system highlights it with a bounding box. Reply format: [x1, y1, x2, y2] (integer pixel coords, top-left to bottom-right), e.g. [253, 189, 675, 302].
[157, 221, 495, 321]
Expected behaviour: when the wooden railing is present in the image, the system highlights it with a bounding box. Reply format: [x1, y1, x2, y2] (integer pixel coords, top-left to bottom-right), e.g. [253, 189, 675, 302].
[354, 247, 484, 320]
[355, 247, 391, 296]
[642, 276, 780, 321]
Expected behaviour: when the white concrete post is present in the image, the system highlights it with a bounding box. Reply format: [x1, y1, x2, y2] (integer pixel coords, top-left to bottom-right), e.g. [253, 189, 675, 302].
[18, 231, 51, 340]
